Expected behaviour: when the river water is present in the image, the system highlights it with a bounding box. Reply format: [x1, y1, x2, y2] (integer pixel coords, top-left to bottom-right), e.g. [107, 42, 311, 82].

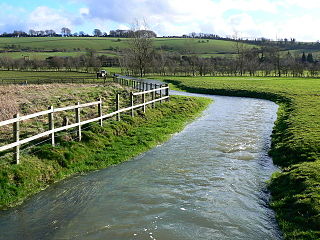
[0, 89, 282, 239]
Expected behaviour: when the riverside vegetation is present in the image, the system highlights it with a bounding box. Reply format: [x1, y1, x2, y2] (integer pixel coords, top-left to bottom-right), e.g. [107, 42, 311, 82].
[0, 83, 212, 210]
[156, 76, 320, 239]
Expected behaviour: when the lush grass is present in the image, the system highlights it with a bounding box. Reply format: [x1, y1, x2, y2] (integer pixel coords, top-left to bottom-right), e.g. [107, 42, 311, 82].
[0, 95, 212, 210]
[1, 37, 320, 60]
[0, 37, 256, 58]
[104, 67, 122, 74]
[153, 38, 243, 54]
[0, 70, 99, 84]
[0, 37, 129, 51]
[0, 70, 94, 79]
[0, 51, 86, 60]
[0, 51, 118, 60]
[155, 76, 320, 239]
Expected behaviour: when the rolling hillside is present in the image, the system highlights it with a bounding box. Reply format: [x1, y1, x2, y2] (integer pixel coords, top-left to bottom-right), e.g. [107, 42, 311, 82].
[0, 37, 251, 59]
[1, 37, 320, 60]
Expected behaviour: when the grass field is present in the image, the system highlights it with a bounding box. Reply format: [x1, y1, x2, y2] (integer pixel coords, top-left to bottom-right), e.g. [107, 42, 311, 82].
[155, 75, 320, 239]
[0, 51, 118, 60]
[1, 37, 320, 61]
[0, 51, 85, 60]
[0, 37, 128, 51]
[0, 37, 254, 59]
[0, 70, 94, 79]
[0, 70, 101, 85]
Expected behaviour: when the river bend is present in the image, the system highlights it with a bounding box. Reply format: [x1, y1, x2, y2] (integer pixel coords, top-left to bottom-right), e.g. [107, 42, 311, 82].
[0, 90, 282, 240]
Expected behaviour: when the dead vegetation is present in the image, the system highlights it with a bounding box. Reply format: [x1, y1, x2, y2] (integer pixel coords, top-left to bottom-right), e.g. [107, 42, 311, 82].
[0, 83, 132, 146]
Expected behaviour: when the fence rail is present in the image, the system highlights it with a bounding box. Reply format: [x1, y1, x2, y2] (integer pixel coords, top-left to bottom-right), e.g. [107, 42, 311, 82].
[0, 77, 169, 164]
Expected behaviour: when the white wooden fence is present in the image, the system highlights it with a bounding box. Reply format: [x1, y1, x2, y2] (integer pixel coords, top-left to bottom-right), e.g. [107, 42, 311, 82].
[0, 78, 169, 164]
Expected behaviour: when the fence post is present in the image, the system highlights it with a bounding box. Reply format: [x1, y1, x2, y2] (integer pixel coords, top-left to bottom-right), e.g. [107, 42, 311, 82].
[166, 84, 170, 101]
[160, 85, 163, 104]
[75, 102, 82, 141]
[48, 106, 55, 146]
[98, 98, 103, 126]
[116, 93, 120, 121]
[130, 92, 134, 117]
[13, 113, 20, 164]
[142, 92, 146, 113]
[152, 85, 155, 108]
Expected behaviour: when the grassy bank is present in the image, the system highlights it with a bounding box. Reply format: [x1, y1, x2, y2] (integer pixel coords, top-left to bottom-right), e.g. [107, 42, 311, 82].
[156, 76, 320, 239]
[0, 95, 212, 210]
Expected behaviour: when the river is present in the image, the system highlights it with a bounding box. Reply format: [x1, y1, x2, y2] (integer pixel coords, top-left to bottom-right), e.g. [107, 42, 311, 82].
[0, 84, 282, 239]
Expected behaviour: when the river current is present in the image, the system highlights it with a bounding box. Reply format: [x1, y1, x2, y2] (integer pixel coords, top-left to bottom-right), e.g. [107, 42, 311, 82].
[0, 88, 282, 239]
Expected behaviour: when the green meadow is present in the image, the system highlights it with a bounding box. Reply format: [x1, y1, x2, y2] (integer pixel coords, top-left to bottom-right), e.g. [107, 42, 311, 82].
[0, 37, 319, 61]
[156, 75, 320, 239]
[0, 70, 93, 79]
[0, 37, 128, 51]
[0, 37, 250, 59]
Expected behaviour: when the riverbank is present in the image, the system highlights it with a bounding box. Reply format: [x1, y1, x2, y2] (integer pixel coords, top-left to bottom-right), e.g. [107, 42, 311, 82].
[0, 95, 212, 210]
[156, 76, 320, 240]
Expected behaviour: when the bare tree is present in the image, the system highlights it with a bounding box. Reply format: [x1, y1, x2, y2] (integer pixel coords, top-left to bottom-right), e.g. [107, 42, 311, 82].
[234, 36, 247, 76]
[125, 20, 155, 77]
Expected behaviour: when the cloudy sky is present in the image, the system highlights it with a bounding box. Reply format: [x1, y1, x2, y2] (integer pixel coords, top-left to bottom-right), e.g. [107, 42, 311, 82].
[0, 0, 319, 41]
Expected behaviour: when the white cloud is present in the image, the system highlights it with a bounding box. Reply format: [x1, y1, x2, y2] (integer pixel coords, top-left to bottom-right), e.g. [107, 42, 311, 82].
[27, 6, 75, 32]
[80, 7, 90, 15]
[78, 0, 283, 37]
[272, 15, 320, 41]
[1, 0, 320, 41]
[282, 0, 320, 9]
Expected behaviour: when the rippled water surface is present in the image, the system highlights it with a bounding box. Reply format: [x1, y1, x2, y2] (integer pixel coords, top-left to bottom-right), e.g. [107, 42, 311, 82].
[0, 90, 282, 240]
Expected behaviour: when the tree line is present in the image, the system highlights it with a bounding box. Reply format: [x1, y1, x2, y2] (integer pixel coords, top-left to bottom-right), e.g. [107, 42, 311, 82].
[1, 45, 320, 78]
[1, 28, 320, 78]
[0, 28, 157, 38]
[120, 38, 320, 77]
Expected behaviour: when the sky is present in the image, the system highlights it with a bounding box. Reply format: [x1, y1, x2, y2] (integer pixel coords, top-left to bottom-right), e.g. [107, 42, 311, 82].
[0, 0, 319, 41]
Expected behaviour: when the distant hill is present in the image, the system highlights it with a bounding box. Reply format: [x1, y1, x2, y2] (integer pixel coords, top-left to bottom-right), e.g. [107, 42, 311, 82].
[0, 37, 254, 60]
[1, 37, 320, 60]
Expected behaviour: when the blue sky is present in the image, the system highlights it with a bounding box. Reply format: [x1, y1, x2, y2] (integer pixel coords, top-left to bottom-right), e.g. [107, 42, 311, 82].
[0, 0, 319, 41]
